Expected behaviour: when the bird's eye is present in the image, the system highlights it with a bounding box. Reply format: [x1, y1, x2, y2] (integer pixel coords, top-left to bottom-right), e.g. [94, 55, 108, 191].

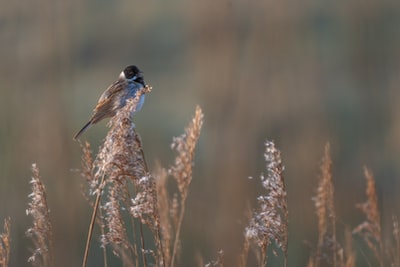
[123, 65, 141, 80]
[125, 70, 135, 79]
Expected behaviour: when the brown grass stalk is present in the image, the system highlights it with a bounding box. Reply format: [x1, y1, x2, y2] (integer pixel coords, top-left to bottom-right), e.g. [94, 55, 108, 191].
[312, 143, 337, 267]
[329, 226, 356, 267]
[81, 85, 158, 267]
[243, 140, 288, 267]
[78, 141, 109, 267]
[0, 218, 11, 267]
[101, 181, 135, 266]
[155, 164, 172, 267]
[169, 106, 204, 267]
[26, 163, 54, 267]
[353, 167, 383, 267]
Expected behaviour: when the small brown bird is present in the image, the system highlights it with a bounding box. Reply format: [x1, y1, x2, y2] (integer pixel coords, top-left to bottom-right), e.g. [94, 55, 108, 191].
[74, 65, 146, 140]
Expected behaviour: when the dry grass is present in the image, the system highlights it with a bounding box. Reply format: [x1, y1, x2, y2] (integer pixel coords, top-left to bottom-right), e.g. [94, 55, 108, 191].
[25, 163, 54, 267]
[1, 103, 400, 267]
[80, 85, 161, 267]
[168, 105, 204, 267]
[78, 86, 203, 267]
[353, 167, 383, 267]
[242, 140, 288, 267]
[205, 250, 224, 267]
[0, 218, 11, 267]
[155, 164, 173, 266]
[308, 144, 356, 267]
[311, 143, 338, 267]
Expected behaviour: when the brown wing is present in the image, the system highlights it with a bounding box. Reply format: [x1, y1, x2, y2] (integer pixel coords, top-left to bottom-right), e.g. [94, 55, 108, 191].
[90, 80, 126, 124]
[97, 79, 125, 104]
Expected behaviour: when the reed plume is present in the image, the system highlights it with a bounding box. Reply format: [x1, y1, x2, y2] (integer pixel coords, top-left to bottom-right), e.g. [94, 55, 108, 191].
[168, 105, 204, 267]
[26, 163, 54, 267]
[154, 164, 173, 266]
[0, 218, 11, 267]
[312, 143, 337, 267]
[80, 85, 168, 267]
[243, 140, 288, 267]
[353, 167, 383, 267]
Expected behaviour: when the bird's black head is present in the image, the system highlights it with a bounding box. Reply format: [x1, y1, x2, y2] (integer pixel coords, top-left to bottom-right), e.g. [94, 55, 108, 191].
[122, 65, 145, 85]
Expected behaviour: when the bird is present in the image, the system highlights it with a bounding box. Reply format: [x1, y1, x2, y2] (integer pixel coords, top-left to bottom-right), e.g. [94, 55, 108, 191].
[74, 65, 146, 140]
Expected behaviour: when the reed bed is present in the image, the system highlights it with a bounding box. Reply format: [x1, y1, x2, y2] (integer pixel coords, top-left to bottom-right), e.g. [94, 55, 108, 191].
[0, 87, 399, 266]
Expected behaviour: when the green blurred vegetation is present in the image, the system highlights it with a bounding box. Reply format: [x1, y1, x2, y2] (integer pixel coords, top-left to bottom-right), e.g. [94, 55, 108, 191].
[1, 0, 400, 266]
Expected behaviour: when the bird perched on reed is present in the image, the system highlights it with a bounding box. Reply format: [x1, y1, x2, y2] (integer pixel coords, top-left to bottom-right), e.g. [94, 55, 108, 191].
[74, 65, 146, 140]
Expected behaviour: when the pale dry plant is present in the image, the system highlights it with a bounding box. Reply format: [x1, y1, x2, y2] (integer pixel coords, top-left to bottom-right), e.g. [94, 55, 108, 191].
[154, 164, 173, 267]
[242, 140, 288, 267]
[101, 181, 135, 266]
[388, 215, 400, 267]
[205, 250, 224, 267]
[168, 105, 204, 267]
[79, 87, 205, 267]
[341, 227, 356, 267]
[325, 226, 356, 267]
[26, 163, 54, 267]
[79, 141, 109, 266]
[79, 141, 97, 193]
[311, 143, 338, 267]
[129, 172, 162, 265]
[353, 167, 383, 267]
[81, 85, 166, 267]
[0, 217, 11, 267]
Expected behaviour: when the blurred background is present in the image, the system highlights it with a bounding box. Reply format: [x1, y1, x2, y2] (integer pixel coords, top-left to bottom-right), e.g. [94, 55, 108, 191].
[1, 0, 400, 266]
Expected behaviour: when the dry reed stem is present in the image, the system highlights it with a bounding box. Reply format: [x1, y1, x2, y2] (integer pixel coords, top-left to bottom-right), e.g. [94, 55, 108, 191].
[343, 227, 356, 267]
[155, 164, 172, 267]
[335, 226, 356, 267]
[169, 106, 204, 267]
[0, 218, 11, 267]
[81, 85, 157, 267]
[241, 237, 250, 267]
[101, 182, 135, 266]
[80, 142, 94, 187]
[313, 143, 337, 267]
[78, 141, 109, 266]
[243, 140, 288, 267]
[353, 167, 383, 267]
[26, 163, 54, 267]
[169, 105, 204, 200]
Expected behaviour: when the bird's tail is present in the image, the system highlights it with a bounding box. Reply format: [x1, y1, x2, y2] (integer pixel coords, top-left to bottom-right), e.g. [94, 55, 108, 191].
[73, 121, 92, 140]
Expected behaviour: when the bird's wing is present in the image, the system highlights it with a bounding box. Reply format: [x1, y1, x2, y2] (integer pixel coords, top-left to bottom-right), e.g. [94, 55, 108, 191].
[90, 80, 125, 124]
[95, 80, 125, 109]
